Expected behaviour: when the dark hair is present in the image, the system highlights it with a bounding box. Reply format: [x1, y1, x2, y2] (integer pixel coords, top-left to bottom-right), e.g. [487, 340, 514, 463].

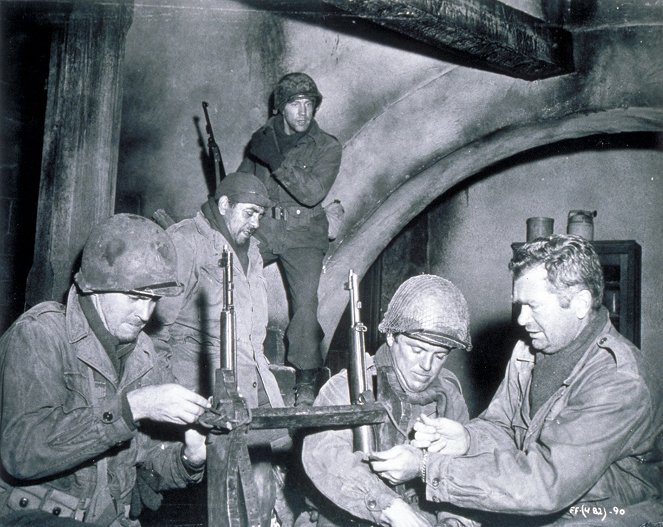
[509, 234, 604, 309]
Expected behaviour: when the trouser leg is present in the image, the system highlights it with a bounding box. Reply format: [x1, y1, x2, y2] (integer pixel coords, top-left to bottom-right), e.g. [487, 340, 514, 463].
[278, 247, 325, 371]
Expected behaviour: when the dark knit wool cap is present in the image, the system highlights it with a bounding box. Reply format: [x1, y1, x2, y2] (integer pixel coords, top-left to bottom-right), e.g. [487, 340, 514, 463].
[214, 172, 272, 207]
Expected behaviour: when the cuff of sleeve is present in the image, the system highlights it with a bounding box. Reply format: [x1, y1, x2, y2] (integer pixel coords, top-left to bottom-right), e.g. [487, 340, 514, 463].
[425, 452, 452, 504]
[180, 445, 205, 477]
[365, 492, 399, 525]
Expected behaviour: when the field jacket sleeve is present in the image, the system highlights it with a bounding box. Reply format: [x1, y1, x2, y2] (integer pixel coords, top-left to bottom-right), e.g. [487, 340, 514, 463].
[302, 370, 400, 524]
[424, 339, 654, 515]
[0, 310, 136, 480]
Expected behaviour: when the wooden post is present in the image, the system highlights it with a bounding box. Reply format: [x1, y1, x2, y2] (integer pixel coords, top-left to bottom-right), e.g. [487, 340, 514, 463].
[25, 1, 133, 307]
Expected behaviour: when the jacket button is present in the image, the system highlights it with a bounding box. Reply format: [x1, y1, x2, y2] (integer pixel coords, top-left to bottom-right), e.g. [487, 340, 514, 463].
[432, 496, 440, 502]
[432, 478, 440, 488]
[19, 497, 29, 508]
[598, 337, 607, 345]
[52, 507, 62, 516]
[296, 209, 301, 215]
[102, 411, 113, 422]
[252, 382, 257, 388]
[366, 499, 376, 510]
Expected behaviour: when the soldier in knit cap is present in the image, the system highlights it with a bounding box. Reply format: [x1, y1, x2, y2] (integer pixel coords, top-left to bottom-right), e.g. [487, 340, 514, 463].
[238, 72, 343, 406]
[151, 172, 289, 526]
[301, 275, 475, 527]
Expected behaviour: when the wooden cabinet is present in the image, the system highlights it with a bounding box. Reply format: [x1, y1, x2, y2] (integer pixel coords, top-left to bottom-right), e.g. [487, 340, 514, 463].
[592, 241, 641, 347]
[511, 240, 641, 346]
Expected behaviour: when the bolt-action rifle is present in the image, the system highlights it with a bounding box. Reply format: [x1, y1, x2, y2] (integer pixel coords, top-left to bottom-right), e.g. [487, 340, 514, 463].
[202, 101, 227, 193]
[346, 269, 376, 454]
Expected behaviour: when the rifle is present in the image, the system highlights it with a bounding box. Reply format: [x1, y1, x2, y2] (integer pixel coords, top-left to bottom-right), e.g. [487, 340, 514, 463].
[346, 269, 376, 454]
[202, 101, 227, 194]
[219, 247, 236, 375]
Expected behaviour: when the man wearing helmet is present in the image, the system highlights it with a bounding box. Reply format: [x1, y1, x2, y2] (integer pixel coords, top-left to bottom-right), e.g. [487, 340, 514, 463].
[0, 214, 211, 526]
[301, 275, 474, 527]
[238, 72, 343, 406]
[375, 236, 663, 526]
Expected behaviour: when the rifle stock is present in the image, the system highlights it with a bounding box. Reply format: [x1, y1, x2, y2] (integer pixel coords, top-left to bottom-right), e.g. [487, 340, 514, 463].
[346, 269, 376, 454]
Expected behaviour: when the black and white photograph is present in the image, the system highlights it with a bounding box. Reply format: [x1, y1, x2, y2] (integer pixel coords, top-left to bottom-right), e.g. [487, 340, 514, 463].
[1, 1, 662, 526]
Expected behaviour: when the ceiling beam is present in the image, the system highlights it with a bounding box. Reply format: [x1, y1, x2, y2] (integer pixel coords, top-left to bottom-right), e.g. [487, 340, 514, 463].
[321, 0, 574, 80]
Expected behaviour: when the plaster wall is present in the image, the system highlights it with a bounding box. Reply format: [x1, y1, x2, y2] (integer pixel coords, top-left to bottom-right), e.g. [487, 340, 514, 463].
[117, 2, 663, 366]
[427, 136, 663, 415]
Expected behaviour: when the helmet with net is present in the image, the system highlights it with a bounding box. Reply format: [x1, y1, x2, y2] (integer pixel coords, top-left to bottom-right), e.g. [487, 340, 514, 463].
[273, 72, 322, 113]
[378, 274, 471, 351]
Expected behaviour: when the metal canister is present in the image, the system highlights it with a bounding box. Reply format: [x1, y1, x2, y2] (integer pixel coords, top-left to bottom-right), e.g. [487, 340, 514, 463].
[567, 210, 597, 240]
[526, 217, 554, 241]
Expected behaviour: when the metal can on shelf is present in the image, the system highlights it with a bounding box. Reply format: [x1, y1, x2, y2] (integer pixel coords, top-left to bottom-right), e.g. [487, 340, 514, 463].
[567, 210, 597, 240]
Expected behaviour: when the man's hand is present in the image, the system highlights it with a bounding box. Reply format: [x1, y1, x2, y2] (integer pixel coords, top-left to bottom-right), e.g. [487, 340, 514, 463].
[250, 129, 284, 171]
[411, 414, 470, 455]
[369, 445, 421, 485]
[379, 498, 433, 527]
[182, 428, 207, 466]
[127, 384, 211, 425]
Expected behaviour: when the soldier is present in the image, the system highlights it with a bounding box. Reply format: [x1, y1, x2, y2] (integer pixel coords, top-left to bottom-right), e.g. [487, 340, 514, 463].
[301, 275, 475, 527]
[238, 72, 343, 406]
[0, 214, 210, 526]
[151, 172, 290, 526]
[376, 235, 663, 526]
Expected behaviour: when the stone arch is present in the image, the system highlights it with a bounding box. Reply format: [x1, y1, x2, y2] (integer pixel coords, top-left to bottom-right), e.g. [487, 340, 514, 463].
[318, 25, 663, 353]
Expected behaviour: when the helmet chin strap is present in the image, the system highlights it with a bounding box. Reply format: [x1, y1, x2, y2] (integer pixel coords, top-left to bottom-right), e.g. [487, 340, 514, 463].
[89, 293, 112, 335]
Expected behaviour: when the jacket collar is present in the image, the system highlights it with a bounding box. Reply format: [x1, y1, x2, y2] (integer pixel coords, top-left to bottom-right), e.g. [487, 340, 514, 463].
[265, 115, 322, 145]
[65, 285, 154, 386]
[193, 211, 260, 277]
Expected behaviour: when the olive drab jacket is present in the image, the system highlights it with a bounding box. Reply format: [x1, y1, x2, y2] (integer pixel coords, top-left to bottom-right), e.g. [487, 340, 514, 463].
[0, 286, 202, 525]
[151, 212, 284, 410]
[238, 117, 342, 253]
[424, 310, 663, 525]
[302, 345, 474, 526]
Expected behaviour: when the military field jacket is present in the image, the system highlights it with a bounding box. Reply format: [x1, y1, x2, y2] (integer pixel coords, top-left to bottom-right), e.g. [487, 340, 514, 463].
[424, 313, 662, 520]
[238, 117, 342, 252]
[302, 345, 470, 525]
[0, 286, 200, 524]
[152, 212, 284, 409]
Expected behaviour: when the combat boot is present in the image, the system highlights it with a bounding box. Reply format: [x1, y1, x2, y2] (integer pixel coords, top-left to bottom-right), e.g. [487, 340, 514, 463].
[293, 369, 319, 407]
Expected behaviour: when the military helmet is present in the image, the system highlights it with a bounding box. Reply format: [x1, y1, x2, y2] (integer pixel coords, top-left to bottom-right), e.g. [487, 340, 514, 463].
[273, 72, 322, 113]
[75, 213, 183, 297]
[378, 274, 472, 351]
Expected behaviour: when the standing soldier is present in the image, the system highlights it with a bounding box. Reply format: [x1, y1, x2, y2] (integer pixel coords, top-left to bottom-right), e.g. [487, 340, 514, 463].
[0, 214, 210, 526]
[301, 275, 475, 527]
[238, 72, 343, 406]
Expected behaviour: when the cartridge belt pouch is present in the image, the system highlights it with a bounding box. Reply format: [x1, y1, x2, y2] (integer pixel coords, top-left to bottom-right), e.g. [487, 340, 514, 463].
[7, 484, 88, 521]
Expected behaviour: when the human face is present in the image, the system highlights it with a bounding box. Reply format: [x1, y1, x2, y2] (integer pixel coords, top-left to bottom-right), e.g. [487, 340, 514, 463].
[93, 292, 157, 343]
[388, 333, 451, 393]
[512, 264, 587, 354]
[220, 200, 265, 245]
[282, 97, 314, 134]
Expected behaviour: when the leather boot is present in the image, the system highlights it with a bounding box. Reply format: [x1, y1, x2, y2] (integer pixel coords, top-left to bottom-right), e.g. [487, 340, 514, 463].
[294, 369, 319, 407]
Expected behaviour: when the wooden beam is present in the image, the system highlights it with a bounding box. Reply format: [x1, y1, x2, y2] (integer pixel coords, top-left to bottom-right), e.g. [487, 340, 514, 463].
[321, 0, 574, 80]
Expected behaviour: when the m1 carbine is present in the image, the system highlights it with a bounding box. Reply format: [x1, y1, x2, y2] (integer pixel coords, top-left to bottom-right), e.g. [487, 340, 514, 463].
[347, 269, 376, 454]
[201, 264, 387, 525]
[202, 101, 227, 193]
